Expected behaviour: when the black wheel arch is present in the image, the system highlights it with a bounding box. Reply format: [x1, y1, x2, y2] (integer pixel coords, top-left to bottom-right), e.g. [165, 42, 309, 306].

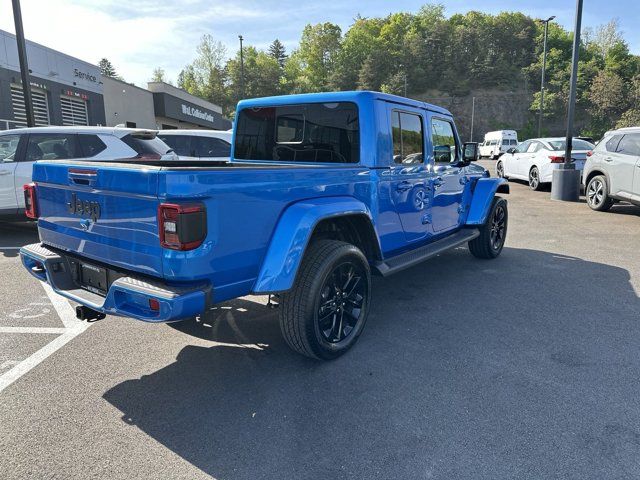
[309, 214, 382, 262]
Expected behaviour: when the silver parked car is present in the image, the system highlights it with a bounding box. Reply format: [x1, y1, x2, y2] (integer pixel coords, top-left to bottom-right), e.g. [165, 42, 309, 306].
[583, 127, 640, 211]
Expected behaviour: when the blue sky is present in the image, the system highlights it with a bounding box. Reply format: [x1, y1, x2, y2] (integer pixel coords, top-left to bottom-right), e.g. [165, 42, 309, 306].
[1, 0, 638, 87]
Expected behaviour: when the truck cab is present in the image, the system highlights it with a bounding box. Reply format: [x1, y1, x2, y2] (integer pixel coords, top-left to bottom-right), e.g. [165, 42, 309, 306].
[21, 91, 509, 360]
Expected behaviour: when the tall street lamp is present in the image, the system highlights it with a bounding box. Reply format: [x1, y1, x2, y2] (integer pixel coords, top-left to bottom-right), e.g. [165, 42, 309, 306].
[11, 0, 35, 127]
[537, 15, 555, 137]
[238, 35, 245, 99]
[550, 0, 583, 202]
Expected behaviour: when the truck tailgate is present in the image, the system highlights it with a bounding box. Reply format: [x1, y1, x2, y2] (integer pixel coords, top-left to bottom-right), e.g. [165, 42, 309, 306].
[33, 161, 164, 277]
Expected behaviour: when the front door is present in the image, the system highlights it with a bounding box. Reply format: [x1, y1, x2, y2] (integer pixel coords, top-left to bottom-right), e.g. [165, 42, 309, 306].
[429, 117, 465, 233]
[387, 108, 430, 244]
[0, 134, 22, 211]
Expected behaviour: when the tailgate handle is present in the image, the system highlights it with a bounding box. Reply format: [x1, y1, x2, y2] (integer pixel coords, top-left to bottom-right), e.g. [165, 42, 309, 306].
[69, 168, 97, 186]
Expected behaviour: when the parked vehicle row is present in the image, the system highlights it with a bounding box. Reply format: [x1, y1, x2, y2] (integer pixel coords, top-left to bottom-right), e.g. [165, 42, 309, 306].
[495, 137, 594, 191]
[0, 127, 232, 216]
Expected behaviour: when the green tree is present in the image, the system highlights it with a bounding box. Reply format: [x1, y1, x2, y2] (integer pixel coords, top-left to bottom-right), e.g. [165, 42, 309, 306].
[295, 22, 342, 91]
[150, 67, 168, 83]
[227, 46, 282, 103]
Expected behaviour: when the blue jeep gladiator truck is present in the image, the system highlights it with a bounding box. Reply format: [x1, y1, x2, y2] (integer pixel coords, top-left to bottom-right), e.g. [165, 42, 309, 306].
[21, 91, 508, 360]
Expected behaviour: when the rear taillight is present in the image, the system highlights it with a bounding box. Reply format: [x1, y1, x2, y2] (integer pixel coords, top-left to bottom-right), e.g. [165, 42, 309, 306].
[23, 183, 38, 219]
[548, 155, 565, 163]
[158, 203, 206, 250]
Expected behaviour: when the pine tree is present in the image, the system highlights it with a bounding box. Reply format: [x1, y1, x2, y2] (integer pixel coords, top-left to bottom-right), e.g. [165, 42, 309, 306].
[268, 39, 287, 68]
[98, 58, 117, 77]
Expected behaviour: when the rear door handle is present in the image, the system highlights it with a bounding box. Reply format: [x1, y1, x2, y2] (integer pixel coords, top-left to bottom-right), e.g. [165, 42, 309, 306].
[396, 181, 412, 192]
[604, 157, 613, 162]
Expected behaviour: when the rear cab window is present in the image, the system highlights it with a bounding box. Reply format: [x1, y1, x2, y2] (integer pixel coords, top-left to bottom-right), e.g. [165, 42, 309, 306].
[234, 102, 359, 163]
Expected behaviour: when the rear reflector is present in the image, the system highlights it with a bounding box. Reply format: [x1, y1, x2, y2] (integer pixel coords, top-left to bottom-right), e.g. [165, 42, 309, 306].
[158, 203, 206, 250]
[23, 183, 38, 219]
[149, 298, 160, 311]
[548, 155, 565, 163]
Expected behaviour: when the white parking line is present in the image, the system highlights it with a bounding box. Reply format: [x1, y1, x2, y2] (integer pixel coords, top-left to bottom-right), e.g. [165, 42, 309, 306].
[0, 327, 67, 334]
[0, 282, 90, 394]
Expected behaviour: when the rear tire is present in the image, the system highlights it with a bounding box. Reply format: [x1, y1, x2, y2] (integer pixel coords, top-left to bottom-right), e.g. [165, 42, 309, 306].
[496, 161, 505, 178]
[529, 166, 542, 191]
[469, 197, 508, 259]
[586, 175, 613, 212]
[279, 240, 371, 360]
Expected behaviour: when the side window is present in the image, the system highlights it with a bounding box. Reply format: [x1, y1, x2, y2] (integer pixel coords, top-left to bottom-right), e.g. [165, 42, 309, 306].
[195, 136, 231, 158]
[0, 135, 21, 162]
[78, 135, 107, 158]
[502, 139, 510, 146]
[25, 134, 78, 162]
[431, 118, 458, 164]
[516, 141, 530, 153]
[526, 142, 539, 153]
[392, 111, 424, 164]
[605, 135, 623, 152]
[616, 134, 640, 156]
[510, 139, 518, 145]
[158, 135, 193, 157]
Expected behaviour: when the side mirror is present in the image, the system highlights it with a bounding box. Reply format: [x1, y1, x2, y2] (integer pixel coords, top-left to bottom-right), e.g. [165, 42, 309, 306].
[506, 147, 516, 154]
[462, 142, 479, 164]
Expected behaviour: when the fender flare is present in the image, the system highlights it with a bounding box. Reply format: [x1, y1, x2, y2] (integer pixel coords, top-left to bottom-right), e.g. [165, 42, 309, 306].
[465, 177, 509, 226]
[253, 196, 377, 293]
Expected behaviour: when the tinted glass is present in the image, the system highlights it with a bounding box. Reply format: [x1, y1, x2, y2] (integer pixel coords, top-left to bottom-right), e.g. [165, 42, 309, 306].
[392, 112, 423, 164]
[509, 139, 518, 145]
[547, 139, 595, 151]
[235, 102, 359, 163]
[78, 134, 107, 158]
[194, 136, 231, 158]
[502, 139, 510, 145]
[0, 135, 20, 162]
[122, 134, 171, 156]
[605, 134, 623, 152]
[431, 118, 457, 164]
[159, 135, 193, 157]
[26, 134, 78, 162]
[616, 134, 640, 156]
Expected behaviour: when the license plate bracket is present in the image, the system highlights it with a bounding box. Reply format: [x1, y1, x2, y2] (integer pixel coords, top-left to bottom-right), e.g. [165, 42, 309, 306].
[78, 261, 108, 295]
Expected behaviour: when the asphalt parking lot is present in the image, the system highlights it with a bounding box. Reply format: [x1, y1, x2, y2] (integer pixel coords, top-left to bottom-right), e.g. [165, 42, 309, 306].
[1, 159, 639, 479]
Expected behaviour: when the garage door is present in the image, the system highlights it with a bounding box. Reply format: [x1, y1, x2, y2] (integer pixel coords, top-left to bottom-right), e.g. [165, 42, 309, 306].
[11, 84, 50, 126]
[60, 95, 88, 126]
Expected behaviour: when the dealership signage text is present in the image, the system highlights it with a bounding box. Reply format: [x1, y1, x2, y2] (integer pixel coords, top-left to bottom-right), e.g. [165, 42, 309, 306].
[181, 104, 214, 123]
[74, 69, 97, 83]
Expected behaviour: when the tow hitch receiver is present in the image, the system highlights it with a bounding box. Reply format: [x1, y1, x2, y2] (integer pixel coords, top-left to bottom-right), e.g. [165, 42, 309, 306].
[76, 305, 106, 322]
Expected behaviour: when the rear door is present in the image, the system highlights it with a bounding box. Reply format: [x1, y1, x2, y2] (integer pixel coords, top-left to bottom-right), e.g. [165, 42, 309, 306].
[386, 106, 430, 244]
[429, 116, 465, 233]
[0, 134, 22, 211]
[32, 161, 164, 277]
[609, 133, 640, 196]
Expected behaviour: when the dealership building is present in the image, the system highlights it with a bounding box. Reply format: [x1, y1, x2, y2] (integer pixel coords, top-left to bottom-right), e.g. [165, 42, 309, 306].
[0, 29, 230, 131]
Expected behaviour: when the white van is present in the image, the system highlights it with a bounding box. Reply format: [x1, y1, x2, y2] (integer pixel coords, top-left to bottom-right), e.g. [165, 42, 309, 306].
[479, 130, 518, 159]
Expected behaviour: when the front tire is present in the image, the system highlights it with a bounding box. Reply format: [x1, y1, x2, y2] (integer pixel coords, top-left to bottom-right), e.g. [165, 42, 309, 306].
[529, 166, 542, 191]
[279, 240, 371, 360]
[586, 175, 613, 212]
[469, 197, 508, 259]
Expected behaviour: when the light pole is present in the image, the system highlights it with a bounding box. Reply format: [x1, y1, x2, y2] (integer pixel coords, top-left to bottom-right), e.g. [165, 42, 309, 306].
[470, 96, 476, 142]
[11, 0, 35, 127]
[238, 35, 245, 99]
[550, 0, 582, 202]
[537, 15, 555, 137]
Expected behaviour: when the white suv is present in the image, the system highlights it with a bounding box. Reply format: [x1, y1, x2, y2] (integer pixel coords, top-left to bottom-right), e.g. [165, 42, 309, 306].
[0, 126, 177, 216]
[583, 127, 640, 211]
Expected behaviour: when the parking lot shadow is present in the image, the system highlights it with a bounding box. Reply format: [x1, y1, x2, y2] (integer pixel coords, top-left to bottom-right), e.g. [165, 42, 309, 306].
[103, 247, 640, 480]
[0, 220, 38, 258]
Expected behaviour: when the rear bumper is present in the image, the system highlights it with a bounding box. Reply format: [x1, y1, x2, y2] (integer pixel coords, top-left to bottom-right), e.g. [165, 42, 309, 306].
[20, 243, 209, 323]
[541, 161, 586, 183]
